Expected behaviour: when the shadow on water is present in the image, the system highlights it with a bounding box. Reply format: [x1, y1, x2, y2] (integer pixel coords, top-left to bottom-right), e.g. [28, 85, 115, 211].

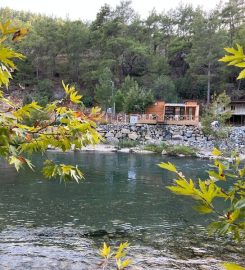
[0, 152, 244, 269]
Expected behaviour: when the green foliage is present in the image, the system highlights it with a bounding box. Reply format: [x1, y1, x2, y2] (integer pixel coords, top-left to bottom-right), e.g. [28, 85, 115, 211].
[33, 79, 53, 105]
[118, 139, 139, 148]
[186, 10, 227, 103]
[114, 90, 125, 113]
[143, 143, 167, 154]
[165, 145, 197, 157]
[95, 67, 113, 110]
[22, 107, 49, 126]
[1, 1, 243, 106]
[121, 77, 154, 113]
[159, 149, 245, 241]
[144, 143, 196, 156]
[201, 92, 231, 138]
[152, 75, 177, 102]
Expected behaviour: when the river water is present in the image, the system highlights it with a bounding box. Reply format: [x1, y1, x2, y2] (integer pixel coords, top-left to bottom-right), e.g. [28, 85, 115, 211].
[0, 152, 244, 269]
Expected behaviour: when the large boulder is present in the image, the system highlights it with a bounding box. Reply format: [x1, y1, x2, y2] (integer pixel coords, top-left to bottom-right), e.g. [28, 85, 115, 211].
[172, 135, 183, 140]
[128, 132, 138, 140]
[106, 137, 119, 145]
[121, 128, 130, 134]
[105, 132, 114, 138]
[115, 132, 123, 138]
[145, 135, 152, 140]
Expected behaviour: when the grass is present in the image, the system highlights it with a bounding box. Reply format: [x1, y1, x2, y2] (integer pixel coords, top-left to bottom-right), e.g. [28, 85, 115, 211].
[144, 143, 197, 156]
[118, 139, 139, 148]
[143, 143, 167, 153]
[166, 145, 197, 157]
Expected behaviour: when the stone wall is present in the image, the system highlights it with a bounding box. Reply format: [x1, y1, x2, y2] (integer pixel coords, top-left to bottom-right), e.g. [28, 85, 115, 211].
[97, 124, 245, 153]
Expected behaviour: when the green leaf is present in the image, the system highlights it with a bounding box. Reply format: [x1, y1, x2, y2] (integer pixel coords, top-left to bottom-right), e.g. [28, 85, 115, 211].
[167, 178, 195, 196]
[207, 170, 226, 181]
[193, 203, 213, 214]
[235, 199, 245, 210]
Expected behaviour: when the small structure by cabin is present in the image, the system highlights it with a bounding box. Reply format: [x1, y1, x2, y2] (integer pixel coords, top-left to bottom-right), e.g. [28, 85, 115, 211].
[228, 97, 245, 126]
[136, 100, 200, 126]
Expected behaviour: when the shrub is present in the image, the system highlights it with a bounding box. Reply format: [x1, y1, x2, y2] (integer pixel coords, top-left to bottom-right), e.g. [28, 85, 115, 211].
[118, 139, 139, 148]
[143, 143, 167, 153]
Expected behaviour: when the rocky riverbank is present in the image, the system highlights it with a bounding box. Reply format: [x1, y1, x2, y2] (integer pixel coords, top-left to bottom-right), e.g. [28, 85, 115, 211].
[90, 124, 245, 159]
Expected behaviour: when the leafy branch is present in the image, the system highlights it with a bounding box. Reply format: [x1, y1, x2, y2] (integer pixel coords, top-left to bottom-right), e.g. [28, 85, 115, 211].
[159, 148, 245, 241]
[0, 20, 102, 182]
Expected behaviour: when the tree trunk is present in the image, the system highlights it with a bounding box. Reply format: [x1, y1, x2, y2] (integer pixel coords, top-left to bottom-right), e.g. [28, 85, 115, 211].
[237, 79, 241, 91]
[36, 55, 39, 81]
[207, 61, 211, 105]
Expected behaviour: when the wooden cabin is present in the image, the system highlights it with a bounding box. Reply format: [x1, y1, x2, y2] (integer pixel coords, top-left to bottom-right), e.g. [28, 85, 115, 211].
[228, 98, 245, 126]
[137, 101, 200, 126]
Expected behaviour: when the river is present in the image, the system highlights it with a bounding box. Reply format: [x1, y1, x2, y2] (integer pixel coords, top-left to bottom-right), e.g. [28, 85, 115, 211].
[0, 152, 244, 269]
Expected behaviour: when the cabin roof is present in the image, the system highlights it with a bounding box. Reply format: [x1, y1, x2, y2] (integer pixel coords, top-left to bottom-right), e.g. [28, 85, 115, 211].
[165, 103, 185, 107]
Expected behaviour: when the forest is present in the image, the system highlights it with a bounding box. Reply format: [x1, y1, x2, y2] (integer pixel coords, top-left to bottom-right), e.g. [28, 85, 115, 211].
[0, 0, 244, 113]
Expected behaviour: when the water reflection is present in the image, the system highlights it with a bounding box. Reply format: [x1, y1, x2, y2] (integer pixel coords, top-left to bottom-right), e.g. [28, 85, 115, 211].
[0, 152, 244, 269]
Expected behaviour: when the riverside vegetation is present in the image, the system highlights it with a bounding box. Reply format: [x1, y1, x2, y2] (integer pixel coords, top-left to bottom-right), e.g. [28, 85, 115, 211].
[0, 7, 245, 270]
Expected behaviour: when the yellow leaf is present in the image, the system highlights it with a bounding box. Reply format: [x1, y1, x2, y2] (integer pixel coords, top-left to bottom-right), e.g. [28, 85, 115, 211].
[12, 28, 29, 42]
[0, 20, 17, 35]
[70, 91, 82, 104]
[222, 263, 245, 270]
[100, 242, 111, 259]
[62, 80, 69, 94]
[212, 148, 222, 156]
[227, 209, 240, 223]
[158, 162, 177, 173]
[116, 259, 132, 270]
[121, 259, 132, 269]
[115, 242, 129, 259]
[237, 69, 245, 80]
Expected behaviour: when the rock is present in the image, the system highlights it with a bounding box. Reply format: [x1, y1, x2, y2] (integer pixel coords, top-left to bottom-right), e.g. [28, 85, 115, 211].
[96, 124, 245, 156]
[105, 132, 114, 138]
[185, 131, 193, 138]
[121, 128, 130, 134]
[96, 127, 106, 132]
[172, 135, 183, 140]
[128, 132, 138, 140]
[81, 144, 117, 152]
[106, 137, 119, 145]
[118, 148, 132, 153]
[132, 149, 154, 154]
[115, 132, 123, 138]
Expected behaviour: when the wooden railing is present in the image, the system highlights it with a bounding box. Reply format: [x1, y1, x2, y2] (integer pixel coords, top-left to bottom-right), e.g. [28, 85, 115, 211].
[164, 115, 198, 121]
[101, 113, 199, 125]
